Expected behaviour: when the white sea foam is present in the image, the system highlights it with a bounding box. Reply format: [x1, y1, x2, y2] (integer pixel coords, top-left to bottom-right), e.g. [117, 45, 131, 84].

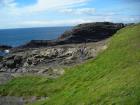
[4, 50, 10, 53]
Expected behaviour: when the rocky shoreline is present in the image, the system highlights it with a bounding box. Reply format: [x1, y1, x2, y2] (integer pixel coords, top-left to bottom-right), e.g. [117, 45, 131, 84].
[0, 22, 125, 79]
[0, 40, 107, 74]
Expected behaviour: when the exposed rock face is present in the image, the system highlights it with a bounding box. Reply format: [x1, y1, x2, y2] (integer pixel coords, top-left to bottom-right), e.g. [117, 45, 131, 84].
[0, 40, 107, 75]
[59, 22, 124, 42]
[20, 22, 124, 48]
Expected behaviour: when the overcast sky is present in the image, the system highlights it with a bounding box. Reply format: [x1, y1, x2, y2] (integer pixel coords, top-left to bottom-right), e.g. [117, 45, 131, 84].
[0, 0, 140, 29]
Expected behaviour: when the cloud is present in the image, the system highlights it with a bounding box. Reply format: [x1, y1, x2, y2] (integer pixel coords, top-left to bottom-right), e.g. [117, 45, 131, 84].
[61, 8, 96, 15]
[0, 0, 140, 29]
[0, 0, 90, 14]
[0, 0, 17, 8]
[21, 19, 88, 27]
[0, 14, 139, 29]
[0, 0, 19, 15]
[20, 15, 140, 27]
[23, 0, 89, 13]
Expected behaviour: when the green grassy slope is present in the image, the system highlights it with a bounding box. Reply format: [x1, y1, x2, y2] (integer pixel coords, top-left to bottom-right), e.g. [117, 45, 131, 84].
[0, 24, 140, 105]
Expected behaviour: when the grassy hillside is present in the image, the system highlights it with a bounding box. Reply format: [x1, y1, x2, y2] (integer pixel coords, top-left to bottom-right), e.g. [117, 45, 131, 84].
[0, 24, 140, 105]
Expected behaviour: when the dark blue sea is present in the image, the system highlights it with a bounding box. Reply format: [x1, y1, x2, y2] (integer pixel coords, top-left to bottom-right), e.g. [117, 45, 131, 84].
[0, 26, 72, 47]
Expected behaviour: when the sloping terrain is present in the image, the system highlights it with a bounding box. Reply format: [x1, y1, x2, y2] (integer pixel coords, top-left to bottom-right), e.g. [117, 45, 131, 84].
[0, 24, 140, 105]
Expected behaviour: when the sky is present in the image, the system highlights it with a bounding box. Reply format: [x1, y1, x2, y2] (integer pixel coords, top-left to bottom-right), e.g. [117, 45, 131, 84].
[0, 0, 140, 29]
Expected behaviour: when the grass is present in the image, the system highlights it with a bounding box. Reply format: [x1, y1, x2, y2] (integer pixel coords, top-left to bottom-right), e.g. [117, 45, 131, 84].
[0, 24, 140, 105]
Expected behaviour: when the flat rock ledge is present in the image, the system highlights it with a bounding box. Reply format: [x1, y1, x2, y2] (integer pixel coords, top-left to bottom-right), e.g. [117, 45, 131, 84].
[0, 40, 107, 76]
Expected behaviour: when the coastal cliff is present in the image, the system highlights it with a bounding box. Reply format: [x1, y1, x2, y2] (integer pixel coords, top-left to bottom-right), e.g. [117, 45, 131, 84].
[20, 22, 124, 48]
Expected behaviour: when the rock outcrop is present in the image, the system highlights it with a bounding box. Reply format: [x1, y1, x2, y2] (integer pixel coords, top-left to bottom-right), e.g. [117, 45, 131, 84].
[0, 40, 107, 75]
[59, 22, 124, 42]
[20, 22, 124, 48]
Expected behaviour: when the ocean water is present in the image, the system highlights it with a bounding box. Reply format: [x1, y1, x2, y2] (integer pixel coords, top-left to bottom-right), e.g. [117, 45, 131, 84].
[0, 51, 8, 56]
[0, 26, 72, 47]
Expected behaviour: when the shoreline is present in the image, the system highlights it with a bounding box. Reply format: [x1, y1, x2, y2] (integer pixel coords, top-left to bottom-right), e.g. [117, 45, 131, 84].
[0, 22, 124, 75]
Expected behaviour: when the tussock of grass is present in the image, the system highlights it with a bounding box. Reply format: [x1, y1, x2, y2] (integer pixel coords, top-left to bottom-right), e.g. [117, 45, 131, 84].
[0, 24, 140, 105]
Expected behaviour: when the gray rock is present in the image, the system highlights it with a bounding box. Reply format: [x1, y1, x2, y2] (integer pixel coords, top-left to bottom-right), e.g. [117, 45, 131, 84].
[0, 73, 13, 84]
[5, 60, 16, 69]
[0, 96, 47, 105]
[0, 39, 108, 75]
[0, 96, 24, 105]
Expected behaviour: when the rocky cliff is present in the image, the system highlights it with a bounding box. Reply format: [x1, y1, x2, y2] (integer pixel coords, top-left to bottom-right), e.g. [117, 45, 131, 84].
[20, 22, 124, 48]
